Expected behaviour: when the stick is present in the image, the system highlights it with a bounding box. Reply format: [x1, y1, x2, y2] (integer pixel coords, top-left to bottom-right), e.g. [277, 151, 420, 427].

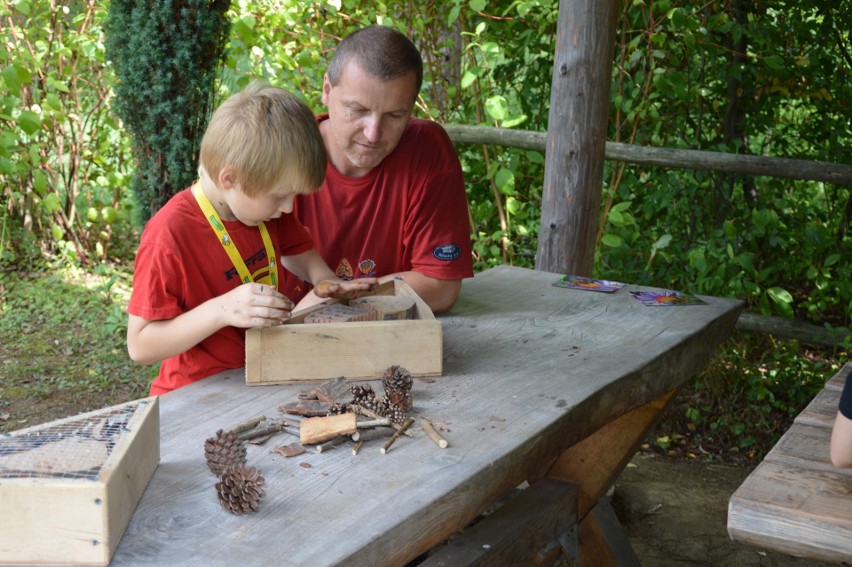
[237, 423, 282, 441]
[352, 440, 363, 455]
[352, 405, 413, 437]
[381, 418, 415, 454]
[420, 418, 449, 448]
[229, 415, 265, 435]
[356, 417, 391, 428]
[316, 436, 347, 453]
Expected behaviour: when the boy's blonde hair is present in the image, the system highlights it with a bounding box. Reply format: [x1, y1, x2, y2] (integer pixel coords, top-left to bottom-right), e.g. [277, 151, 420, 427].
[200, 83, 326, 197]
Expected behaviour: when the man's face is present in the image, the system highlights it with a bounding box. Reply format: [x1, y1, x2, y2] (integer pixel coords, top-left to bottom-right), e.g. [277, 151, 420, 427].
[322, 59, 418, 177]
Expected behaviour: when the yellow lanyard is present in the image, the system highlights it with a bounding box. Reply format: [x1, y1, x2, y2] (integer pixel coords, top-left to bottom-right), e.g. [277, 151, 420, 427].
[191, 181, 278, 286]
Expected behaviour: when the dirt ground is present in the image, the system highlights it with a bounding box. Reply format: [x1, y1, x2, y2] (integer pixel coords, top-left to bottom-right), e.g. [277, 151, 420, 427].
[613, 452, 835, 567]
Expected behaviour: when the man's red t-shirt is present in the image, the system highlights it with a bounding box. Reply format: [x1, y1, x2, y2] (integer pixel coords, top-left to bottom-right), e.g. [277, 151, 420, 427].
[128, 188, 313, 395]
[293, 116, 473, 293]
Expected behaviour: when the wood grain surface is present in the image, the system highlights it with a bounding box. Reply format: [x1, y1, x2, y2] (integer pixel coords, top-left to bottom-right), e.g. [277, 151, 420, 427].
[110, 265, 742, 567]
[728, 363, 852, 564]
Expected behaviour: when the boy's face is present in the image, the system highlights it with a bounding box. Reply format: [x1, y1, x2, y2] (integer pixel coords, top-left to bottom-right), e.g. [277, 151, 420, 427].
[322, 59, 417, 177]
[223, 181, 300, 226]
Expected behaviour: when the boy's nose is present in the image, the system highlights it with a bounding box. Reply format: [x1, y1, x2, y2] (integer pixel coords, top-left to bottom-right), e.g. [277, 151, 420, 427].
[279, 196, 294, 214]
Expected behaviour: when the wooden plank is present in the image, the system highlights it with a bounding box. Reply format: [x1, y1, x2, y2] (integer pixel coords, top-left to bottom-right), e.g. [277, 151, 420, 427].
[728, 363, 852, 563]
[577, 499, 641, 567]
[111, 266, 742, 567]
[545, 389, 678, 517]
[728, 460, 852, 563]
[419, 479, 578, 566]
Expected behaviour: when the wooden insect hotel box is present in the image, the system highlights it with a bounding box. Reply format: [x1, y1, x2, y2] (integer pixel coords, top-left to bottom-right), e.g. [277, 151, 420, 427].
[246, 278, 442, 384]
[0, 397, 160, 566]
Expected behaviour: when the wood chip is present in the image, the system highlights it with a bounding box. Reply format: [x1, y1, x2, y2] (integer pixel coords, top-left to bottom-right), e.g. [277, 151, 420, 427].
[272, 443, 306, 457]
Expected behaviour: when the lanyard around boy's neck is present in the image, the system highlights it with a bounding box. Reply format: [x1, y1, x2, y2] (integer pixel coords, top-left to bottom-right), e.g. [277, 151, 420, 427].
[191, 181, 278, 287]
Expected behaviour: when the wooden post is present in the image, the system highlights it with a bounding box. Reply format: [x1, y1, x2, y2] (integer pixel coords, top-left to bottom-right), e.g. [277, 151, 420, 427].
[536, 0, 621, 276]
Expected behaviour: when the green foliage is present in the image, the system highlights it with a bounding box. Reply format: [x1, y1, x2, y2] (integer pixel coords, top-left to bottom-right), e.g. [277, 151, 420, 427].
[104, 0, 231, 221]
[0, 265, 155, 403]
[0, 0, 135, 266]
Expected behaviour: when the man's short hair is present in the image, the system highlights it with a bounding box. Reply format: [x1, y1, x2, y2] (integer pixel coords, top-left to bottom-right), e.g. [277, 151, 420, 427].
[327, 25, 423, 97]
[200, 83, 326, 197]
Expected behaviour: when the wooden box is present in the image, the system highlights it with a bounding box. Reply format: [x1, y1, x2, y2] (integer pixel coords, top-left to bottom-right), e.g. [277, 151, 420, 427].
[0, 397, 160, 566]
[245, 279, 442, 384]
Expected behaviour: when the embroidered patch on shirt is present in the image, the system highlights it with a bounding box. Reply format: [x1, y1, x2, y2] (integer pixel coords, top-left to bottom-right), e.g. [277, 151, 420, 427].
[433, 244, 461, 261]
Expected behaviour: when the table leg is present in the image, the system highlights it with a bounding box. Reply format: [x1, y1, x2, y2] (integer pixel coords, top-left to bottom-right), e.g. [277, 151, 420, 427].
[544, 388, 680, 566]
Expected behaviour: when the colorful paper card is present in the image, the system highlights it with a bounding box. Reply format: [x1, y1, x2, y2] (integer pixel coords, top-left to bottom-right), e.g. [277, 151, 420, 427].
[629, 290, 707, 306]
[553, 275, 627, 293]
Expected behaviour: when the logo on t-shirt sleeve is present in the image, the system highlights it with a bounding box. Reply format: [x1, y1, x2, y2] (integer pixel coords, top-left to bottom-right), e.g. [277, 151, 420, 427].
[433, 244, 462, 261]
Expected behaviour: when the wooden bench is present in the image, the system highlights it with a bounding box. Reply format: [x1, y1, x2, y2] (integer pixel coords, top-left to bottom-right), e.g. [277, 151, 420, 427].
[727, 362, 852, 564]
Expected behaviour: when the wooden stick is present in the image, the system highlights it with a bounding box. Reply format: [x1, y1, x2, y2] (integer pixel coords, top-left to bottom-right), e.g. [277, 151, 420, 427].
[352, 440, 363, 455]
[420, 418, 449, 448]
[237, 423, 282, 441]
[356, 417, 391, 428]
[352, 405, 413, 437]
[229, 415, 265, 435]
[381, 418, 415, 454]
[316, 436, 347, 453]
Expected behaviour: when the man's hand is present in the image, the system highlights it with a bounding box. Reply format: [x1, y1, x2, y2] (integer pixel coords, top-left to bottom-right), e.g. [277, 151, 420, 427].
[314, 278, 378, 300]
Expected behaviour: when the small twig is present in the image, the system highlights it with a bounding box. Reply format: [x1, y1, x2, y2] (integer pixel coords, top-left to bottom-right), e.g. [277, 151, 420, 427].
[352, 440, 363, 455]
[356, 417, 391, 428]
[381, 418, 415, 454]
[238, 423, 282, 441]
[316, 436, 347, 453]
[420, 418, 449, 448]
[229, 415, 266, 435]
[352, 405, 413, 437]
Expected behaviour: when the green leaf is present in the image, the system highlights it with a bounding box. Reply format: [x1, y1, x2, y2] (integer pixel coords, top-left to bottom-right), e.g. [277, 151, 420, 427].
[484, 95, 508, 121]
[32, 169, 47, 196]
[653, 234, 672, 250]
[17, 110, 41, 135]
[764, 55, 785, 70]
[469, 0, 487, 11]
[42, 193, 62, 213]
[494, 167, 515, 196]
[824, 254, 840, 267]
[601, 234, 622, 248]
[460, 69, 477, 89]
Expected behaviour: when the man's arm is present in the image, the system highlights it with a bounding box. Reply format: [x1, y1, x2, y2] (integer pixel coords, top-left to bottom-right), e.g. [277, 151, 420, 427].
[380, 271, 462, 314]
[830, 410, 852, 468]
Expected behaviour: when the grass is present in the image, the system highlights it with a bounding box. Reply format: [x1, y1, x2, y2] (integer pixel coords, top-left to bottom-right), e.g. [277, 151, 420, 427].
[0, 261, 157, 432]
[0, 260, 847, 464]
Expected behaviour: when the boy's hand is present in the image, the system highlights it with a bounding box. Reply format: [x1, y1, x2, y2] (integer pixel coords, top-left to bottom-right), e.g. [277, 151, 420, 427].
[224, 283, 295, 328]
[314, 278, 379, 300]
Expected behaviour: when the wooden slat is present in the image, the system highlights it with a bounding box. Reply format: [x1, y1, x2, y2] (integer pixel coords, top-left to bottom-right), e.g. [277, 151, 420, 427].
[728, 460, 852, 563]
[728, 363, 852, 564]
[577, 499, 641, 567]
[419, 479, 578, 566]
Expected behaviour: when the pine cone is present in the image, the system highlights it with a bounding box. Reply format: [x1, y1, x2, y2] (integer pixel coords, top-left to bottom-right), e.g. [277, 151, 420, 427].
[204, 429, 247, 475]
[328, 402, 351, 415]
[349, 383, 376, 405]
[215, 464, 266, 515]
[382, 365, 413, 411]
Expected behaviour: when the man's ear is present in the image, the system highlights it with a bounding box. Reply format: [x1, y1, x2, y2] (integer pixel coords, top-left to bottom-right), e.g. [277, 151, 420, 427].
[218, 167, 238, 191]
[321, 73, 332, 106]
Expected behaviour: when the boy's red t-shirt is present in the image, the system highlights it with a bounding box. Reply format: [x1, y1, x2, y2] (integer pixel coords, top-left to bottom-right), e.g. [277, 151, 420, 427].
[128, 188, 313, 395]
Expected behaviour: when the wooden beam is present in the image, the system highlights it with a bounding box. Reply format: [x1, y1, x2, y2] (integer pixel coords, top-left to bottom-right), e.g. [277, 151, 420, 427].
[444, 124, 852, 186]
[536, 0, 621, 276]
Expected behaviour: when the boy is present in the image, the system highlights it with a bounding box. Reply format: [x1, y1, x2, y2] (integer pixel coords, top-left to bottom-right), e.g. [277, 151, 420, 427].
[127, 83, 376, 395]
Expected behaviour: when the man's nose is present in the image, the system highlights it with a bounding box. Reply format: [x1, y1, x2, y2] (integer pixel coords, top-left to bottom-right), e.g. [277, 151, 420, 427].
[363, 115, 381, 143]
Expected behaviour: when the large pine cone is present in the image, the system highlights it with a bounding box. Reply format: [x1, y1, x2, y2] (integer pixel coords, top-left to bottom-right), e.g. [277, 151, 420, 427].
[204, 429, 247, 475]
[349, 383, 376, 405]
[215, 464, 266, 515]
[381, 365, 413, 411]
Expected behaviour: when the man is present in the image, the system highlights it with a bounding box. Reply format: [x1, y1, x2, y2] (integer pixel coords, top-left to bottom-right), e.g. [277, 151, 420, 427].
[293, 25, 473, 314]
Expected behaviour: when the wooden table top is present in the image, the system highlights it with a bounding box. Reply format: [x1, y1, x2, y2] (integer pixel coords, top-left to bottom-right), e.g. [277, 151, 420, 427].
[728, 363, 852, 564]
[111, 265, 742, 566]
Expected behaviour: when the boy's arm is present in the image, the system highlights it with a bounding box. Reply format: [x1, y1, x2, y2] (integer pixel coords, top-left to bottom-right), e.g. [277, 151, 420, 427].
[127, 283, 293, 365]
[830, 411, 852, 468]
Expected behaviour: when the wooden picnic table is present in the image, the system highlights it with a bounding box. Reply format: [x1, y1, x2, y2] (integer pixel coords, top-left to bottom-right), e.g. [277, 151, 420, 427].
[728, 363, 852, 564]
[110, 265, 742, 566]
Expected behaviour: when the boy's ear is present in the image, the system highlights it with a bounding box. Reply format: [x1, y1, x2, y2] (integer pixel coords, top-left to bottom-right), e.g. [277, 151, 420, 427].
[218, 167, 238, 191]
